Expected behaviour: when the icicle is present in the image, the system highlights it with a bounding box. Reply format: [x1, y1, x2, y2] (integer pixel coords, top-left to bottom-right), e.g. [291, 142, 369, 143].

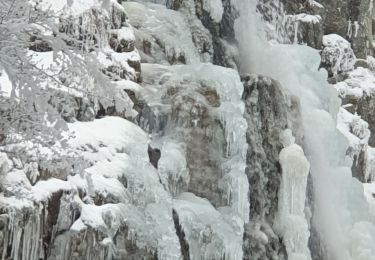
[354, 21, 359, 38]
[347, 20, 353, 38]
[294, 21, 299, 44]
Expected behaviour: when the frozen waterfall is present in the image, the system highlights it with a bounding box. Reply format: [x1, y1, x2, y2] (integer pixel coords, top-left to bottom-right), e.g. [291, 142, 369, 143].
[234, 0, 375, 259]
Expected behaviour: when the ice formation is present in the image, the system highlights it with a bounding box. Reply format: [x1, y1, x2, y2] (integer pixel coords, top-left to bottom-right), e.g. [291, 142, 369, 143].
[321, 34, 356, 77]
[123, 1, 201, 64]
[275, 129, 311, 260]
[286, 14, 322, 44]
[173, 192, 243, 260]
[140, 62, 249, 223]
[335, 67, 375, 99]
[4, 0, 375, 259]
[202, 0, 224, 23]
[1, 117, 183, 259]
[235, 0, 375, 259]
[158, 141, 190, 196]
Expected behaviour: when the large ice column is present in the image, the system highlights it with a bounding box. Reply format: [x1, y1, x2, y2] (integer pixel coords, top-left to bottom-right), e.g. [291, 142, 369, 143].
[275, 129, 311, 260]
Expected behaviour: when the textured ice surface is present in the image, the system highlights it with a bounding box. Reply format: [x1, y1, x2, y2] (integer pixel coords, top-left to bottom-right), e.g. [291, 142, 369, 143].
[275, 129, 311, 260]
[0, 69, 12, 97]
[1, 117, 182, 259]
[141, 62, 249, 223]
[321, 34, 356, 76]
[34, 0, 123, 17]
[335, 67, 375, 99]
[202, 0, 224, 23]
[124, 1, 201, 64]
[158, 141, 190, 196]
[174, 192, 243, 260]
[234, 0, 375, 259]
[137, 61, 249, 258]
[337, 107, 370, 153]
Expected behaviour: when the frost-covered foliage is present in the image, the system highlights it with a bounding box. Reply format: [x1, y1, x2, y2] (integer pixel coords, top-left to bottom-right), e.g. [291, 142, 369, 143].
[335, 67, 375, 99]
[336, 107, 375, 182]
[0, 0, 137, 147]
[0, 0, 249, 259]
[334, 65, 375, 183]
[320, 34, 356, 77]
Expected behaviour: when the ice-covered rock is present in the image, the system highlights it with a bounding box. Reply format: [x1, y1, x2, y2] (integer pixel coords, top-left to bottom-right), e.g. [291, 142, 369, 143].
[241, 74, 303, 260]
[320, 34, 356, 78]
[173, 192, 243, 260]
[334, 67, 375, 148]
[0, 117, 183, 259]
[137, 63, 249, 222]
[123, 1, 201, 64]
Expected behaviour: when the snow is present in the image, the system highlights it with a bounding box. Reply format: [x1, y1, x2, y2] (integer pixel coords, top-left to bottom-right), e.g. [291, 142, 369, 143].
[334, 67, 375, 99]
[34, 0, 123, 17]
[0, 69, 13, 98]
[66, 117, 181, 258]
[36, 0, 98, 16]
[323, 34, 350, 48]
[308, 0, 323, 8]
[32, 178, 73, 202]
[202, 0, 224, 23]
[1, 116, 182, 259]
[67, 116, 148, 158]
[337, 107, 370, 148]
[322, 34, 356, 76]
[290, 14, 322, 24]
[27, 50, 88, 97]
[111, 27, 136, 42]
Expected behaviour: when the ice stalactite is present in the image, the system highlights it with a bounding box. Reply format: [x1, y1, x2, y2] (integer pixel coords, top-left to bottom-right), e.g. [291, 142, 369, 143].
[275, 129, 311, 260]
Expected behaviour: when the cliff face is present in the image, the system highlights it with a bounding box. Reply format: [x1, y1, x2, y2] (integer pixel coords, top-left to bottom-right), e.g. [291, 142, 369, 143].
[2, 0, 375, 260]
[0, 0, 248, 259]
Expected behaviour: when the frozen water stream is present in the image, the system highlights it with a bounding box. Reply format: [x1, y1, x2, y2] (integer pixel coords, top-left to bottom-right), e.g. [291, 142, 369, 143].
[234, 0, 375, 259]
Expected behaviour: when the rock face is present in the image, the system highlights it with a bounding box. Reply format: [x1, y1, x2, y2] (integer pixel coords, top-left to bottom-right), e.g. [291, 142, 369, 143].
[1, 0, 250, 259]
[279, 0, 373, 58]
[357, 95, 375, 146]
[241, 74, 303, 260]
[3, 0, 375, 259]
